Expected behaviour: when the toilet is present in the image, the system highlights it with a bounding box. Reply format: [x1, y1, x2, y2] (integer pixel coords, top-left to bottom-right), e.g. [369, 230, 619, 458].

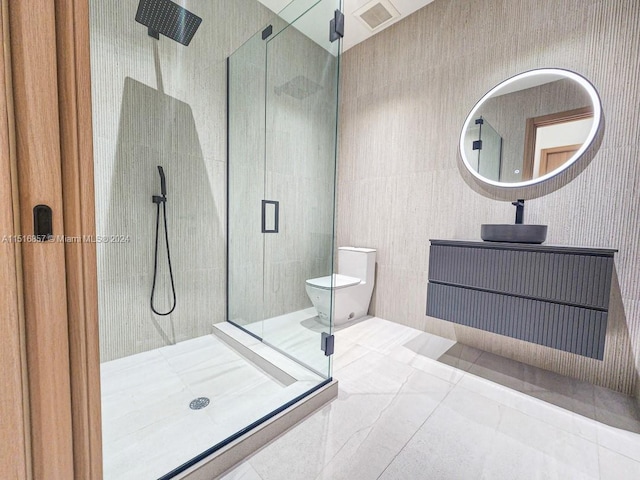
[305, 247, 376, 325]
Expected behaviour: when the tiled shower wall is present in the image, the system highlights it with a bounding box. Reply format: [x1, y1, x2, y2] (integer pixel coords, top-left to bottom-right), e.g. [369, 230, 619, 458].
[90, 0, 272, 361]
[337, 0, 640, 397]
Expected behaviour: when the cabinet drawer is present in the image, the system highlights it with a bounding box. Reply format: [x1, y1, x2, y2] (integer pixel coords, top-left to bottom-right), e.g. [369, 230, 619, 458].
[429, 244, 614, 310]
[426, 283, 607, 359]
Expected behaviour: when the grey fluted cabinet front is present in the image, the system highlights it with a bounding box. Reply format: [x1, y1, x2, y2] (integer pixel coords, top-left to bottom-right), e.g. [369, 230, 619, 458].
[426, 240, 617, 360]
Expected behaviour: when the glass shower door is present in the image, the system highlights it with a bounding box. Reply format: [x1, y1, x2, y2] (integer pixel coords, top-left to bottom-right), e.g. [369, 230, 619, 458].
[261, 0, 341, 377]
[228, 0, 342, 378]
[227, 29, 267, 340]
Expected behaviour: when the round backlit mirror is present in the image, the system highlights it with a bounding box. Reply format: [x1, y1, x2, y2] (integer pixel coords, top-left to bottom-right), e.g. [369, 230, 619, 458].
[460, 69, 602, 188]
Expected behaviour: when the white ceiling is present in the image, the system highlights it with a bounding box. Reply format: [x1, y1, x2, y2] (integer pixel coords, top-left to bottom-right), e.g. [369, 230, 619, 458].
[257, 0, 435, 51]
[343, 0, 434, 50]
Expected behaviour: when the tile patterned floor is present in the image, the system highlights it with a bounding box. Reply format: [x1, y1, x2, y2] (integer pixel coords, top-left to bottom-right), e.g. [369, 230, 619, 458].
[221, 317, 640, 480]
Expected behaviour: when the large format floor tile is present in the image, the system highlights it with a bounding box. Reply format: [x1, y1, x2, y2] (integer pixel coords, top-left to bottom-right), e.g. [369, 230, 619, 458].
[222, 317, 640, 480]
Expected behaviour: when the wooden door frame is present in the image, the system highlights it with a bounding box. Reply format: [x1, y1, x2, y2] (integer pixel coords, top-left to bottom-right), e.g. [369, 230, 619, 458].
[9, 0, 75, 478]
[539, 143, 582, 176]
[6, 0, 102, 478]
[54, 1, 103, 478]
[0, 0, 31, 477]
[522, 106, 593, 180]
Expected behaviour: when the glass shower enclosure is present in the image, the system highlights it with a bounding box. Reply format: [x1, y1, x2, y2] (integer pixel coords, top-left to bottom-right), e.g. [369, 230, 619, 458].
[90, 0, 341, 478]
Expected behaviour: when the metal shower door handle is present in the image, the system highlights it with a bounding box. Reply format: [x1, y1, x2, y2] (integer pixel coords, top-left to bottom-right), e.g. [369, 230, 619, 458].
[261, 200, 279, 233]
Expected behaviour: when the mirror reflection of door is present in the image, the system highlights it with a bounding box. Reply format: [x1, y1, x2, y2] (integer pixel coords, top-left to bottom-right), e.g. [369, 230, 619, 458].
[540, 143, 581, 175]
[523, 106, 594, 180]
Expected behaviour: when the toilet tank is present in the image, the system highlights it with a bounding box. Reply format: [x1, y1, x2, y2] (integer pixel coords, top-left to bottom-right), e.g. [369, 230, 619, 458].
[338, 247, 376, 283]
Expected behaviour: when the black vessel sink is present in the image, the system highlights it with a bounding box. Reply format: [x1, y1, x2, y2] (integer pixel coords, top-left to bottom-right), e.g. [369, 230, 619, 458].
[481, 224, 548, 244]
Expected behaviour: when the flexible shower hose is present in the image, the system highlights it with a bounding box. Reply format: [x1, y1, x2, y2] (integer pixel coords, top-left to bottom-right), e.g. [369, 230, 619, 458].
[150, 198, 176, 316]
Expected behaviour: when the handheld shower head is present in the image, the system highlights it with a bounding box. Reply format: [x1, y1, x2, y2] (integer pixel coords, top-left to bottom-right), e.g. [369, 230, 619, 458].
[152, 166, 167, 204]
[150, 164, 176, 316]
[158, 166, 167, 197]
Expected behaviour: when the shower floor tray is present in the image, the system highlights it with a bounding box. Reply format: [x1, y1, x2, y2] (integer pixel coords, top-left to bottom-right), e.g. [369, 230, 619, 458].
[100, 326, 324, 480]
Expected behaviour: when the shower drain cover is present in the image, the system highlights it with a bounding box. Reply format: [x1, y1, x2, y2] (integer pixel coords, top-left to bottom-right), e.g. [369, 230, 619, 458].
[189, 397, 210, 410]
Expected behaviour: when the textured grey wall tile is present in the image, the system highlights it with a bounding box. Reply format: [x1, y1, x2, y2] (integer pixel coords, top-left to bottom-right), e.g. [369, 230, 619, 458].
[90, 0, 273, 361]
[337, 0, 640, 395]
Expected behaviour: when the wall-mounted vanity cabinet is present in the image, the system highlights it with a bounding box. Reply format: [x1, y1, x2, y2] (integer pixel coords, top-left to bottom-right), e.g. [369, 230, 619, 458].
[426, 240, 616, 360]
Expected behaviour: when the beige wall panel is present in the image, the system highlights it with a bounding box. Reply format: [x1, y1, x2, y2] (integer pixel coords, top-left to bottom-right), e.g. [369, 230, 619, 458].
[337, 0, 640, 396]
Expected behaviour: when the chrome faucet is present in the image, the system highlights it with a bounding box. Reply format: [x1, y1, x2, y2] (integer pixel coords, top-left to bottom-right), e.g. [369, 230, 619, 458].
[512, 199, 525, 224]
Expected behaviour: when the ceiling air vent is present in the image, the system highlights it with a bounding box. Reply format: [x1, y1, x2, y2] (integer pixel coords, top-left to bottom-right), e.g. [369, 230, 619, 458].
[354, 0, 400, 32]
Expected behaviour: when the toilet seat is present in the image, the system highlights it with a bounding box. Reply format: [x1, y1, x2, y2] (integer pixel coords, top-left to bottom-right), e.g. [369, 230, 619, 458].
[305, 273, 360, 290]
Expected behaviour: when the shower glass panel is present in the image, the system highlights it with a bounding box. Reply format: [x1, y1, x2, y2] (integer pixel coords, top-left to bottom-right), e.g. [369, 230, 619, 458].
[262, 1, 341, 377]
[229, 0, 341, 379]
[227, 28, 267, 340]
[478, 119, 503, 180]
[90, 0, 341, 478]
[464, 116, 503, 182]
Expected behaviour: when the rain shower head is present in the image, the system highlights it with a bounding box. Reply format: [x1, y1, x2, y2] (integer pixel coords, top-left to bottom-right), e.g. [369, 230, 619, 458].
[135, 0, 202, 46]
[274, 75, 323, 100]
